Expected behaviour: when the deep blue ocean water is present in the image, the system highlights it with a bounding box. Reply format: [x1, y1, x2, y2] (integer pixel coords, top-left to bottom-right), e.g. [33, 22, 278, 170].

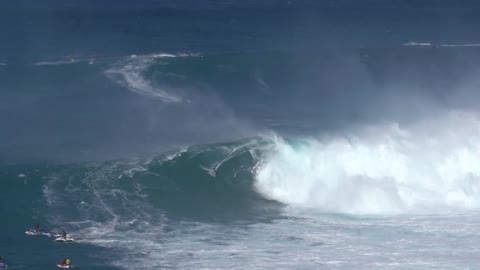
[2, 1, 480, 269]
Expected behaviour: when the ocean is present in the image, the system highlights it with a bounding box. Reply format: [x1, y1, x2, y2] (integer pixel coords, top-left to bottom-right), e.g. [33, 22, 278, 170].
[2, 1, 480, 269]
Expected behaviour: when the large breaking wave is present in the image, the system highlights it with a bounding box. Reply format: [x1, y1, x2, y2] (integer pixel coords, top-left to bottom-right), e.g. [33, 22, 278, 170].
[6, 109, 480, 225]
[6, 110, 480, 229]
[4, 110, 480, 269]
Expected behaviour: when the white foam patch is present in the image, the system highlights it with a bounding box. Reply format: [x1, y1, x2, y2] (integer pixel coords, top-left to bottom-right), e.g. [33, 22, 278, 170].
[105, 53, 197, 102]
[42, 159, 171, 268]
[404, 42, 432, 46]
[255, 110, 480, 215]
[43, 176, 65, 206]
[439, 43, 480, 47]
[33, 59, 83, 66]
[160, 146, 189, 163]
[404, 42, 480, 47]
[79, 212, 480, 269]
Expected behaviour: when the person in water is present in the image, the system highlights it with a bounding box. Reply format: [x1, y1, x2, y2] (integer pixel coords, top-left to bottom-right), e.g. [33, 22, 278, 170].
[0, 257, 7, 268]
[59, 258, 71, 266]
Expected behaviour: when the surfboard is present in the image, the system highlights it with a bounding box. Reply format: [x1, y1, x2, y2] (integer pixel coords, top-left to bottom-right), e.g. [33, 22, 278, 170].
[25, 230, 50, 236]
[55, 236, 76, 242]
[57, 265, 79, 269]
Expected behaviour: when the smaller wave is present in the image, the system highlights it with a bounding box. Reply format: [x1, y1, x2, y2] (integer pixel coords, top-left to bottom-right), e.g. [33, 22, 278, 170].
[105, 53, 188, 103]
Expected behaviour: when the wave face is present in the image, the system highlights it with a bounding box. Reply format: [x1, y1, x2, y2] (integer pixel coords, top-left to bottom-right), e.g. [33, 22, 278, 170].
[38, 137, 277, 223]
[0, 138, 281, 269]
[256, 111, 480, 214]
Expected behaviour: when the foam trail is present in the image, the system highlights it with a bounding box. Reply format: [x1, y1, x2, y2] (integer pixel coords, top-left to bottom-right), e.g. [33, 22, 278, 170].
[255, 110, 480, 215]
[201, 166, 218, 177]
[404, 42, 480, 47]
[105, 53, 184, 103]
[439, 44, 480, 47]
[404, 42, 432, 46]
[205, 140, 263, 176]
[33, 59, 82, 66]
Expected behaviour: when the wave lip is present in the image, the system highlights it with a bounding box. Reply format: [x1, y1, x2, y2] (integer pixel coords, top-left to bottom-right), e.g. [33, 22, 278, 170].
[255, 111, 480, 215]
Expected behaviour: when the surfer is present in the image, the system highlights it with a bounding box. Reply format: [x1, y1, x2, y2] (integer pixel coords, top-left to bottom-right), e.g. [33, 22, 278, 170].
[34, 224, 41, 232]
[203, 144, 251, 177]
[0, 257, 7, 269]
[58, 258, 71, 267]
[200, 165, 218, 177]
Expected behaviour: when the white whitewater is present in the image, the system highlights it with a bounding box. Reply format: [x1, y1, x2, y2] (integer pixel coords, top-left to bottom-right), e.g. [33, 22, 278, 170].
[256, 110, 480, 214]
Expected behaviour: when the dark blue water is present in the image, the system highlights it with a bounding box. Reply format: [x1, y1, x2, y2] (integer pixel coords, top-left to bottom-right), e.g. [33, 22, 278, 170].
[3, 0, 480, 163]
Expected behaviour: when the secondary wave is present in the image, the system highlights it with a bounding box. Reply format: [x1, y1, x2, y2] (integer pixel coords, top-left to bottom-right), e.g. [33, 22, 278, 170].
[104, 53, 195, 103]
